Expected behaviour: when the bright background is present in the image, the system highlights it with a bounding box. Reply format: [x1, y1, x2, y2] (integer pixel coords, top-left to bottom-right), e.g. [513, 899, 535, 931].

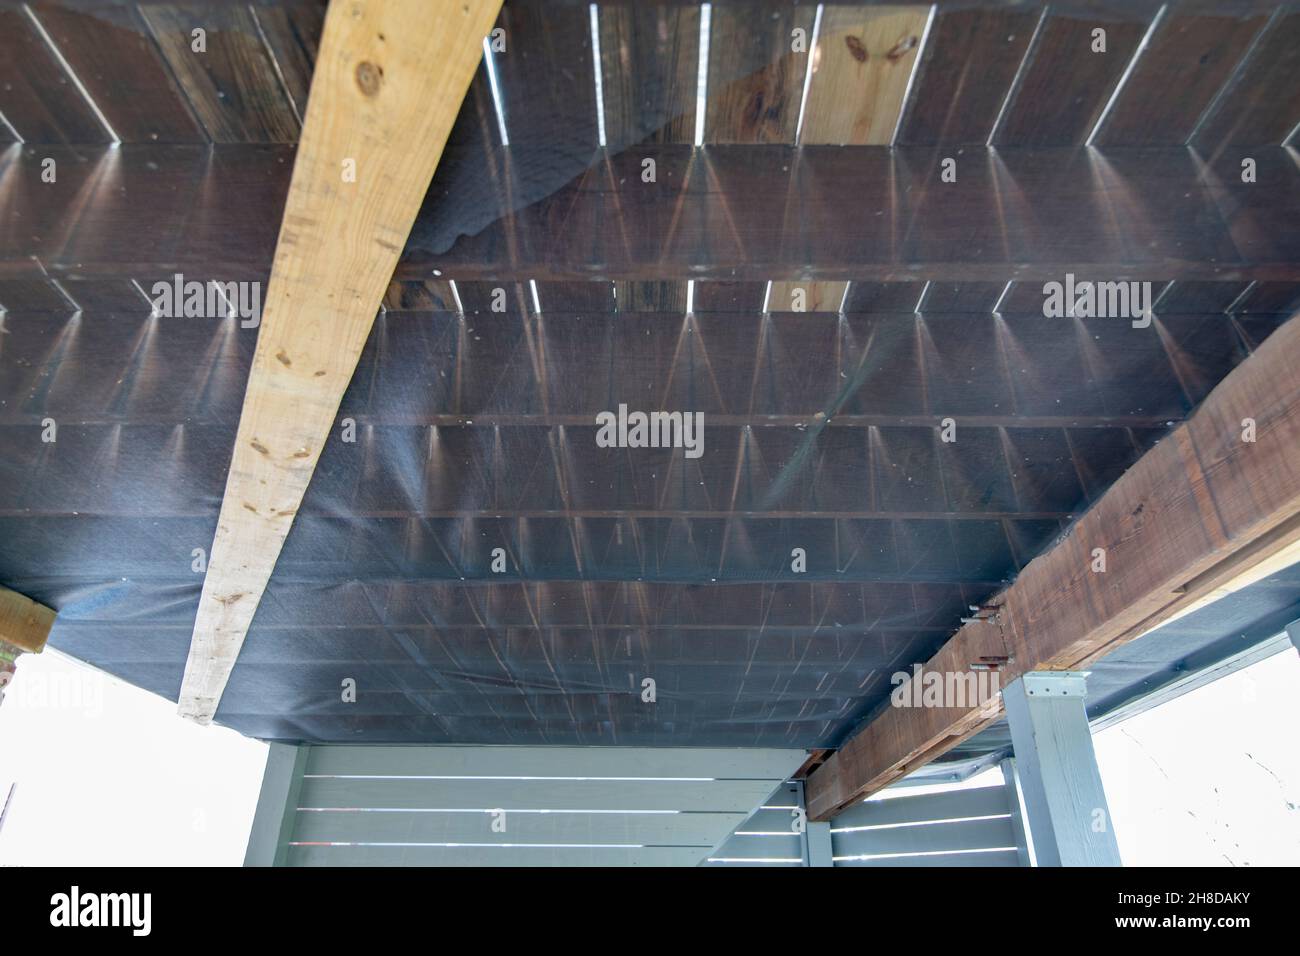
[1, 644, 1298, 866]
[0, 649, 265, 866]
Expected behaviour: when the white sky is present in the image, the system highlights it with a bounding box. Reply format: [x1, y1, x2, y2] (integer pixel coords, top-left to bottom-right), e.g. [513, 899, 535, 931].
[1, 644, 1297, 866]
[1094, 647, 1300, 866]
[0, 649, 265, 866]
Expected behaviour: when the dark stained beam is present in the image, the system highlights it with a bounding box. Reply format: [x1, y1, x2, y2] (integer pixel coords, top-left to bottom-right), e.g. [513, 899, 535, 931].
[805, 311, 1300, 820]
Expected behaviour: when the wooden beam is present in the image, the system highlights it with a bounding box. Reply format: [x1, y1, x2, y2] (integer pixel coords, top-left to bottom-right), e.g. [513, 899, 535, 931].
[0, 586, 56, 653]
[806, 311, 1300, 820]
[177, 0, 503, 723]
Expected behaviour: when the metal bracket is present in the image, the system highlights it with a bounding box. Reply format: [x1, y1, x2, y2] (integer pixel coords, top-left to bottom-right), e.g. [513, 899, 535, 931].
[961, 603, 1004, 626]
[1019, 670, 1090, 698]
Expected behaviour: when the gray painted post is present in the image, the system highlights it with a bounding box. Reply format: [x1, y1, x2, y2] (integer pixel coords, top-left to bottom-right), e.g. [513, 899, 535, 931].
[790, 779, 833, 866]
[806, 821, 834, 867]
[1002, 672, 1121, 867]
[244, 743, 310, 867]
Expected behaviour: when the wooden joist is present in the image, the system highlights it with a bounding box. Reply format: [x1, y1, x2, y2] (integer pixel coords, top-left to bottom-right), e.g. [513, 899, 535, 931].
[5, 143, 1300, 284]
[406, 145, 1300, 282]
[177, 0, 503, 723]
[805, 311, 1300, 820]
[0, 586, 56, 654]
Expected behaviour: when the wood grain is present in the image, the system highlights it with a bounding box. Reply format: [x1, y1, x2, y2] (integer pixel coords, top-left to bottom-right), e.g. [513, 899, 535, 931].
[250, 0, 327, 125]
[767, 280, 848, 313]
[800, 5, 930, 145]
[615, 280, 687, 313]
[140, 3, 300, 143]
[177, 0, 504, 723]
[994, 9, 1151, 146]
[895, 6, 1038, 145]
[1096, 10, 1268, 146]
[705, 2, 815, 144]
[0, 586, 56, 654]
[599, 4, 700, 149]
[382, 279, 458, 312]
[492, 0, 599, 149]
[0, 8, 112, 144]
[1193, 9, 1300, 149]
[31, 1, 207, 143]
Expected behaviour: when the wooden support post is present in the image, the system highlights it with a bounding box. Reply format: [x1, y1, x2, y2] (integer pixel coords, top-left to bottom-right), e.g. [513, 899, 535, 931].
[177, 0, 503, 722]
[1002, 672, 1120, 867]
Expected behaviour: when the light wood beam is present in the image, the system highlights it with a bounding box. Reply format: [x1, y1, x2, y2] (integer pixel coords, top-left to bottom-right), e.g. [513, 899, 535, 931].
[178, 0, 503, 723]
[0, 586, 56, 654]
[807, 312, 1300, 820]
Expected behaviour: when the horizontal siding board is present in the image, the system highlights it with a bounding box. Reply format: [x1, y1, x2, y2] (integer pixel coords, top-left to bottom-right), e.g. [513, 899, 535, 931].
[710, 832, 803, 861]
[832, 816, 1016, 856]
[704, 859, 803, 867]
[305, 745, 803, 780]
[285, 844, 709, 867]
[297, 776, 781, 813]
[837, 848, 1022, 867]
[737, 806, 806, 834]
[291, 809, 743, 846]
[832, 785, 1010, 829]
